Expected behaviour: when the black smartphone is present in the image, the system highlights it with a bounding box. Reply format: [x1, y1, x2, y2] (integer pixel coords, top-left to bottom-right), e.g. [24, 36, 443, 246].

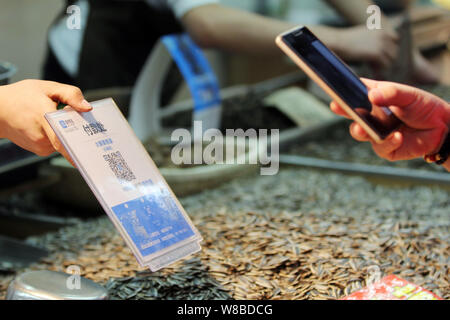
[276, 26, 401, 143]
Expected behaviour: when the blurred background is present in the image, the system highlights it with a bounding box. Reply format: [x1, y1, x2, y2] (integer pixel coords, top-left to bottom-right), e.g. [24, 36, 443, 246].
[0, 0, 449, 301]
[2, 0, 448, 84]
[0, 0, 64, 82]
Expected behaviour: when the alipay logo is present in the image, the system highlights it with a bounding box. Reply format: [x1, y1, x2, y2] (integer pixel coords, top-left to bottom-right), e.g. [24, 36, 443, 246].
[59, 120, 68, 129]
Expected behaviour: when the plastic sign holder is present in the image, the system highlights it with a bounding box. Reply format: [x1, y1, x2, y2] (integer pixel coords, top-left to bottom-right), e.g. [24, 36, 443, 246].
[46, 99, 202, 272]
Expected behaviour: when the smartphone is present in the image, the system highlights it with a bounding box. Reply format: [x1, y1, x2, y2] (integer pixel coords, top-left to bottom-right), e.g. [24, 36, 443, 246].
[276, 26, 401, 143]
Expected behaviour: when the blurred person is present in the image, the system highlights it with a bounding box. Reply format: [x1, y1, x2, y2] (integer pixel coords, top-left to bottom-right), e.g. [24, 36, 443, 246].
[44, 0, 404, 91]
[330, 79, 450, 171]
[0, 80, 91, 164]
[326, 0, 440, 84]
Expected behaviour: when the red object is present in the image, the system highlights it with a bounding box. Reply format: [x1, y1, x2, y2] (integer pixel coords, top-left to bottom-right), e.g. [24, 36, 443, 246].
[341, 275, 443, 300]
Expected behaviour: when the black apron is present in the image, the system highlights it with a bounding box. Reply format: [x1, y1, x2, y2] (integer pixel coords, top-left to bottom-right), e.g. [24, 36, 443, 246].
[44, 0, 183, 91]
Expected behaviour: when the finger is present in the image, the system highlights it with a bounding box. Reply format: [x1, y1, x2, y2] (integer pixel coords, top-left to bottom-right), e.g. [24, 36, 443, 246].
[365, 50, 391, 70]
[383, 42, 399, 62]
[371, 131, 403, 161]
[375, 52, 393, 70]
[381, 126, 448, 161]
[330, 101, 351, 119]
[41, 118, 77, 167]
[360, 78, 380, 89]
[64, 154, 77, 168]
[386, 30, 400, 42]
[349, 122, 371, 142]
[368, 82, 419, 108]
[367, 64, 385, 81]
[34, 141, 55, 157]
[43, 81, 92, 112]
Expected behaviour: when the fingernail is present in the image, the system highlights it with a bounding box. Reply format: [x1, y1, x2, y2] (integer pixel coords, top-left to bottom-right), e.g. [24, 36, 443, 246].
[369, 89, 384, 103]
[393, 132, 402, 144]
[82, 99, 92, 110]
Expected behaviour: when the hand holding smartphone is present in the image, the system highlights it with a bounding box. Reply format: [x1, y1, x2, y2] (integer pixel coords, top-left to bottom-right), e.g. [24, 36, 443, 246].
[276, 27, 402, 143]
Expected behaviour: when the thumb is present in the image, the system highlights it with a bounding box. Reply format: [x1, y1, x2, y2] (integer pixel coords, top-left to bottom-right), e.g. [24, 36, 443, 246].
[43, 81, 92, 112]
[368, 82, 419, 109]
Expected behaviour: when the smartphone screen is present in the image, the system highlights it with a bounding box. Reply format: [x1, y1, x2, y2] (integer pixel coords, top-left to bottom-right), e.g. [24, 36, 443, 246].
[280, 27, 401, 140]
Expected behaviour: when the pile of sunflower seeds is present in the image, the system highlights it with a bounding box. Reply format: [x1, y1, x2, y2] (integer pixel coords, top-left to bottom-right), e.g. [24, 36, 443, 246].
[162, 90, 295, 132]
[1, 168, 448, 300]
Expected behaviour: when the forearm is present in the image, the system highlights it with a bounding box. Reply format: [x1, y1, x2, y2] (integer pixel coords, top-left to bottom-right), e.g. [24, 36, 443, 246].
[324, 0, 396, 34]
[325, 0, 374, 24]
[182, 5, 295, 56]
[182, 5, 344, 57]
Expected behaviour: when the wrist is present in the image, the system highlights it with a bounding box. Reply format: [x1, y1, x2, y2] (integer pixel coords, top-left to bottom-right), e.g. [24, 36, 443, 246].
[425, 127, 450, 166]
[327, 29, 345, 57]
[444, 102, 450, 127]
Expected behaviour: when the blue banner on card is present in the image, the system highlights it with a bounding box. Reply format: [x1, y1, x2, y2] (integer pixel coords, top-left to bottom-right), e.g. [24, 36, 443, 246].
[111, 191, 196, 257]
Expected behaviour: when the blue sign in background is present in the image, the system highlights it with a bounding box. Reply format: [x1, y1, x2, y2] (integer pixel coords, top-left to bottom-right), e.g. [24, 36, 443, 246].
[162, 34, 221, 114]
[111, 189, 196, 257]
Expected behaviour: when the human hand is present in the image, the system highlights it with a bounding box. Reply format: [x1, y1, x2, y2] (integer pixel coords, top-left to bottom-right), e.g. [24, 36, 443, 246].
[330, 79, 450, 161]
[411, 50, 440, 85]
[0, 80, 92, 165]
[336, 25, 399, 70]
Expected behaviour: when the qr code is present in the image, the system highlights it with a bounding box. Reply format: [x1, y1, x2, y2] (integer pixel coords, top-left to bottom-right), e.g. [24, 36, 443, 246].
[103, 151, 136, 182]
